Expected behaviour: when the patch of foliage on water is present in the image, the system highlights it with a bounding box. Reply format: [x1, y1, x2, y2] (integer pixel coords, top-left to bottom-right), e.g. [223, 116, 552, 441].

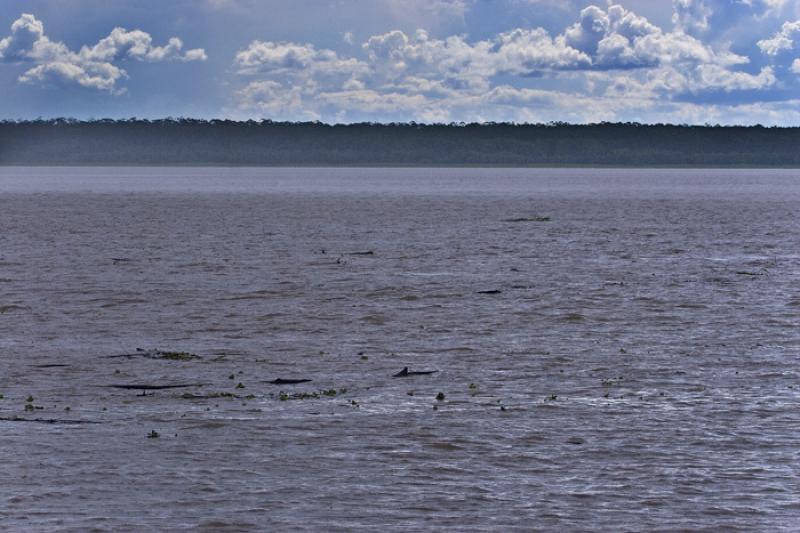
[180, 391, 236, 400]
[154, 350, 200, 361]
[278, 387, 348, 401]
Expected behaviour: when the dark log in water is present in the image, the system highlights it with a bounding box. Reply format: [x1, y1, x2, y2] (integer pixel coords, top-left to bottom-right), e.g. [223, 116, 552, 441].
[393, 367, 439, 377]
[268, 379, 313, 385]
[0, 416, 101, 425]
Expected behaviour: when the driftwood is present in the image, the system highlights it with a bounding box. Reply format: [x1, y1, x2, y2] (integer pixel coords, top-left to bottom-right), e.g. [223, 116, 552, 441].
[0, 416, 101, 425]
[107, 383, 207, 396]
[268, 378, 312, 385]
[393, 367, 438, 377]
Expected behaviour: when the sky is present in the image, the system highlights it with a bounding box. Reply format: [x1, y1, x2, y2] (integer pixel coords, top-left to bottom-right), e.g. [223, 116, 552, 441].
[2, 0, 800, 124]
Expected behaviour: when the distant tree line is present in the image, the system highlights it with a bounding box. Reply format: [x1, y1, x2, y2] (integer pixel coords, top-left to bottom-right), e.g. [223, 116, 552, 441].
[1, 118, 800, 167]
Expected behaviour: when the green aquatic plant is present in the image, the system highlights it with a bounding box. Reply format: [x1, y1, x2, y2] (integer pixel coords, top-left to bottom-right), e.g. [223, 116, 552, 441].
[147, 430, 160, 439]
[469, 383, 477, 390]
[156, 350, 200, 361]
[26, 395, 33, 403]
[235, 382, 245, 389]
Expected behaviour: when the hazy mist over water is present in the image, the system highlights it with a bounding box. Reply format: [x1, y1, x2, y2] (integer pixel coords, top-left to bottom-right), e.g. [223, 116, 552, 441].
[1, 167, 799, 531]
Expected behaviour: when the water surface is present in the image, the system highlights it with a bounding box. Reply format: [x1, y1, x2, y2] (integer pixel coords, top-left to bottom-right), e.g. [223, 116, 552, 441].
[1, 167, 799, 531]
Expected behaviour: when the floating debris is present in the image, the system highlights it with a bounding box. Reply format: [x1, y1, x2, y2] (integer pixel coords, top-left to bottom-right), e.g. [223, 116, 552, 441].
[268, 378, 312, 385]
[436, 392, 446, 401]
[0, 416, 100, 425]
[108, 383, 206, 390]
[181, 391, 236, 400]
[503, 216, 551, 223]
[107, 348, 201, 361]
[108, 383, 207, 396]
[278, 388, 346, 401]
[147, 430, 160, 439]
[476, 289, 502, 295]
[394, 367, 438, 377]
[345, 250, 375, 256]
[32, 364, 71, 368]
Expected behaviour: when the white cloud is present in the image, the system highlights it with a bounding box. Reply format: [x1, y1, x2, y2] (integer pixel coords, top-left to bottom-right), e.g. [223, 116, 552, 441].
[0, 13, 206, 93]
[235, 40, 366, 79]
[757, 19, 800, 55]
[672, 0, 712, 35]
[231, 2, 779, 123]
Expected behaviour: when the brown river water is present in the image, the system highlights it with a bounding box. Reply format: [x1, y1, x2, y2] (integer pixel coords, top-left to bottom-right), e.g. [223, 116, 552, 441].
[0, 167, 799, 531]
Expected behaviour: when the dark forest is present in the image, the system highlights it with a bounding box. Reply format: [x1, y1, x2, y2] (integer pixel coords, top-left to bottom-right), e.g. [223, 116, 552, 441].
[2, 119, 799, 167]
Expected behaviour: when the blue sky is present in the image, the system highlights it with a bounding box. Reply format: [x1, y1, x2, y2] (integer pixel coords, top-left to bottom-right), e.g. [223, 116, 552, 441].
[2, 0, 800, 124]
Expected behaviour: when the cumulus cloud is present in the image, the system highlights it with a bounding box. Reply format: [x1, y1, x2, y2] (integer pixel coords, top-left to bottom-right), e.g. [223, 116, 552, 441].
[0, 13, 206, 92]
[758, 19, 800, 55]
[232, 2, 779, 122]
[672, 0, 712, 35]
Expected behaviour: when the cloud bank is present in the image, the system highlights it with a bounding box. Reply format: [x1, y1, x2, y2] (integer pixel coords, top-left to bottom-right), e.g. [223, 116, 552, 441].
[0, 13, 206, 93]
[231, 2, 780, 123]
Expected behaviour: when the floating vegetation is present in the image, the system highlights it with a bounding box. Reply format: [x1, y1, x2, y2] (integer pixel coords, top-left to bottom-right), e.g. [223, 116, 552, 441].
[235, 382, 245, 389]
[147, 430, 160, 439]
[503, 216, 551, 223]
[109, 383, 206, 390]
[181, 391, 235, 400]
[468, 383, 477, 390]
[108, 348, 201, 361]
[278, 388, 346, 401]
[436, 392, 445, 401]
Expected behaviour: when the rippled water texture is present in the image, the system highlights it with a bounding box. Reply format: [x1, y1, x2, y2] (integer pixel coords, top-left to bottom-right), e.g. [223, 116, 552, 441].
[1, 167, 799, 531]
